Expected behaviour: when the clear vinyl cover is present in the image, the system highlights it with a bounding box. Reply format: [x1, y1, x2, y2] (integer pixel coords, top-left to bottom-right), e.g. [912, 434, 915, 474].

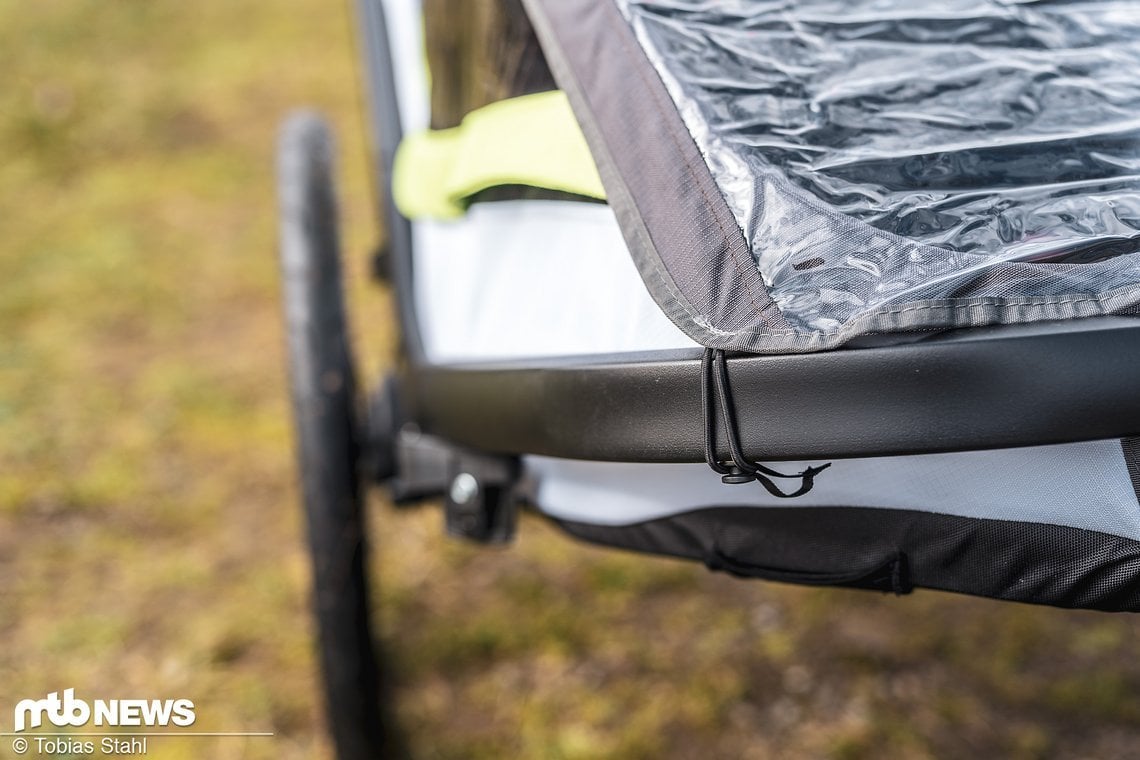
[617, 0, 1140, 334]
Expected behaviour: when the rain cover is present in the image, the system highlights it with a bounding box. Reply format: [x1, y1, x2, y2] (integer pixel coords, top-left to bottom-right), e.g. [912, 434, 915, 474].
[524, 0, 1140, 352]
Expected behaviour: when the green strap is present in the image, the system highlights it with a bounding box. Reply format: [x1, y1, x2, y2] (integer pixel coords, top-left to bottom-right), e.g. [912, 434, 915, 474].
[392, 90, 606, 220]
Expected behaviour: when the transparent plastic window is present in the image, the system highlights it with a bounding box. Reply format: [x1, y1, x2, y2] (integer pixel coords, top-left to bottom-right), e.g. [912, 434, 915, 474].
[620, 0, 1140, 331]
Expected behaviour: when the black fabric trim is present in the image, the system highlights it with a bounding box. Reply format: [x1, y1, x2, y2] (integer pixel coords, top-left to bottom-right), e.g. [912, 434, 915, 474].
[550, 506, 1140, 612]
[466, 185, 608, 206]
[1122, 438, 1140, 505]
[522, 0, 793, 350]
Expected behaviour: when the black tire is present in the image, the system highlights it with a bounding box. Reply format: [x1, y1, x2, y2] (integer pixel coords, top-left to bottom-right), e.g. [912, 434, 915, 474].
[277, 112, 388, 760]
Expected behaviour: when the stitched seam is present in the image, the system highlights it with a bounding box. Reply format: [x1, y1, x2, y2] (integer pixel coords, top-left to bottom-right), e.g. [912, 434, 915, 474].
[607, 2, 770, 320]
[872, 294, 1107, 315]
[702, 288, 1140, 341]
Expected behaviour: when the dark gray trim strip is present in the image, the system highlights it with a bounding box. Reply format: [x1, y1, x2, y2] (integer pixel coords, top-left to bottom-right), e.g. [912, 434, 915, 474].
[522, 0, 793, 349]
[354, 0, 424, 361]
[402, 316, 1140, 462]
[549, 506, 1140, 612]
[1123, 438, 1140, 505]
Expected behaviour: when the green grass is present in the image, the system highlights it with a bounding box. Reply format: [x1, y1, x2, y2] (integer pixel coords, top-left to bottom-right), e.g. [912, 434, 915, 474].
[4, 2, 1140, 759]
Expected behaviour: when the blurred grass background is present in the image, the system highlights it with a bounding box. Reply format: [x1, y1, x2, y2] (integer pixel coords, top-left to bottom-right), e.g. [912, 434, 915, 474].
[3, 1, 1140, 759]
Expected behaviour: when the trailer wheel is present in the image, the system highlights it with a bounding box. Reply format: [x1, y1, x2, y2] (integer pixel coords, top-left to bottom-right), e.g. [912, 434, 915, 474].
[277, 112, 388, 760]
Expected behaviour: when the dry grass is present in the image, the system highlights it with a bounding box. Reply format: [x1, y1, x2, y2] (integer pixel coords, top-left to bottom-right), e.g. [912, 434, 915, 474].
[3, 2, 1140, 759]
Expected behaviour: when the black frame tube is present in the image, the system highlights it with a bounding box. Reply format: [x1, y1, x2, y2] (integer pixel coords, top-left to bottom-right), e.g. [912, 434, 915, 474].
[402, 317, 1140, 462]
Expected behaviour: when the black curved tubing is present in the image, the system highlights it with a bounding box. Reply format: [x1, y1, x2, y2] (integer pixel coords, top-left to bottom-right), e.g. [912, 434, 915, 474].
[402, 316, 1140, 463]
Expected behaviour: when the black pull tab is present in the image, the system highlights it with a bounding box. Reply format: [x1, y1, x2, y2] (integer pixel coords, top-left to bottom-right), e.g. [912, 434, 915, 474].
[752, 462, 831, 498]
[702, 348, 831, 498]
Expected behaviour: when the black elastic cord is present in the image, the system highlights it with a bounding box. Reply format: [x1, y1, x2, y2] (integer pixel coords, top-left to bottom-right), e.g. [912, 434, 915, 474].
[702, 348, 831, 498]
[702, 348, 731, 476]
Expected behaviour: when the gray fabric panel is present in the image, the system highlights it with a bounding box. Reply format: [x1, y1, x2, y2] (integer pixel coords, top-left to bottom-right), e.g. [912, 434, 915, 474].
[527, 438, 1140, 540]
[1123, 438, 1140, 507]
[522, 0, 794, 350]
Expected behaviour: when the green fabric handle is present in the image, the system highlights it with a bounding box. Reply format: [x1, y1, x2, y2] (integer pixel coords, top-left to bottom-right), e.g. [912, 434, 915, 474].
[393, 90, 606, 220]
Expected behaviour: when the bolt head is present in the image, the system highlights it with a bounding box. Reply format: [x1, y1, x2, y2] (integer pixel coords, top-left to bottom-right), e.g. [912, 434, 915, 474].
[450, 472, 479, 505]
